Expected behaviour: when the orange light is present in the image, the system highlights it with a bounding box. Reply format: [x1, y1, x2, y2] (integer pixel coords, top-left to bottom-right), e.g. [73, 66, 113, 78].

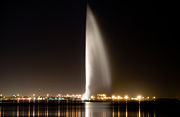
[124, 95, 129, 100]
[137, 95, 142, 100]
[112, 95, 115, 99]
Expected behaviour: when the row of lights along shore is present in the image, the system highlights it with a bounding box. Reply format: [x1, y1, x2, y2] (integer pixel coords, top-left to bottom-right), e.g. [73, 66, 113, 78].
[0, 93, 156, 102]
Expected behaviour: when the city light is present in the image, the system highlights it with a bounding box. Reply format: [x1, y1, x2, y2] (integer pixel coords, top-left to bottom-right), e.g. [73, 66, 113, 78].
[117, 96, 122, 99]
[0, 93, 156, 102]
[47, 94, 49, 97]
[112, 95, 115, 99]
[124, 95, 129, 100]
[137, 95, 142, 100]
[91, 95, 95, 99]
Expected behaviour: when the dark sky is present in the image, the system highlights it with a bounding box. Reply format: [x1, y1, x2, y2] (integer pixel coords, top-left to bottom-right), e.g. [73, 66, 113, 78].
[0, 0, 179, 97]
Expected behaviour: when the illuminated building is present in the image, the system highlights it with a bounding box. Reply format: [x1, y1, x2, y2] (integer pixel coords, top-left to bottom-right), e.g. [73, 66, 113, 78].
[97, 94, 107, 100]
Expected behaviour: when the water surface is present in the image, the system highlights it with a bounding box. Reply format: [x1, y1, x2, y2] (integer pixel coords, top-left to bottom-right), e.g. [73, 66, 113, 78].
[0, 102, 178, 117]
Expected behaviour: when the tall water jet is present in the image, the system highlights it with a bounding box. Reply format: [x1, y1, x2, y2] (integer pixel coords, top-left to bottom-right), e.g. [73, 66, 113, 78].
[83, 5, 111, 99]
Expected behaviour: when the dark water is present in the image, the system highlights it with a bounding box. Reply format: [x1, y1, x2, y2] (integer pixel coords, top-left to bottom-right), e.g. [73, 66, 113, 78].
[0, 102, 179, 117]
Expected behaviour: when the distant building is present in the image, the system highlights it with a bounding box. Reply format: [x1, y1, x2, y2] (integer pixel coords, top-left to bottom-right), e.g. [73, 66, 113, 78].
[97, 94, 107, 100]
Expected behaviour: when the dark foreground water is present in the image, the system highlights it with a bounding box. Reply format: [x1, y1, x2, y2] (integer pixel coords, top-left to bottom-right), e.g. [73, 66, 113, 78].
[0, 101, 179, 117]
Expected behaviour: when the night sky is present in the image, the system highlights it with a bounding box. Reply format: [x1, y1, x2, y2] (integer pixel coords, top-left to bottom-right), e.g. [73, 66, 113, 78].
[0, 0, 179, 97]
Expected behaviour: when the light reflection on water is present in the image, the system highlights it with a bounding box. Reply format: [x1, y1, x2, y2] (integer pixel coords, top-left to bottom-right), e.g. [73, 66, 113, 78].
[0, 105, 1, 117]
[85, 102, 111, 117]
[0, 102, 173, 117]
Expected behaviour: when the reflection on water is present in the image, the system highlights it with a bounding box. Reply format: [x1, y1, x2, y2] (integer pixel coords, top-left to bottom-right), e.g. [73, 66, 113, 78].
[0, 102, 176, 117]
[0, 105, 1, 117]
[17, 105, 19, 117]
[139, 102, 141, 117]
[126, 102, 128, 117]
[85, 102, 111, 117]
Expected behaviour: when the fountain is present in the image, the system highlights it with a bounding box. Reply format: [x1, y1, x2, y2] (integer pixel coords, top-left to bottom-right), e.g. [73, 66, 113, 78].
[83, 5, 111, 99]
